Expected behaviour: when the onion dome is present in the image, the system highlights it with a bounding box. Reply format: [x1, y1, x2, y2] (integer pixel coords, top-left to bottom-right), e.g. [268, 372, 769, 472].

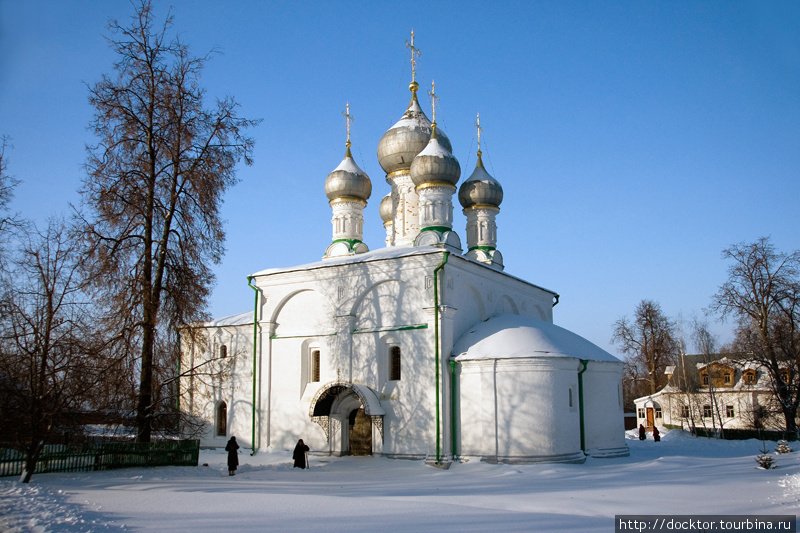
[325, 144, 372, 202]
[410, 127, 461, 188]
[377, 82, 452, 175]
[458, 151, 503, 208]
[379, 193, 393, 223]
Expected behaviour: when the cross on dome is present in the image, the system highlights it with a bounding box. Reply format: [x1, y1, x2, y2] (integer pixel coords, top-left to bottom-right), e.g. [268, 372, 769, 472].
[405, 29, 421, 83]
[475, 113, 483, 156]
[342, 102, 354, 150]
[428, 80, 439, 128]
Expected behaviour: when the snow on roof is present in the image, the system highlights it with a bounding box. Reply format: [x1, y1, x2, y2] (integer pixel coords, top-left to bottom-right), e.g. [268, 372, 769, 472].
[204, 310, 254, 327]
[251, 246, 558, 296]
[452, 314, 620, 363]
[251, 245, 442, 276]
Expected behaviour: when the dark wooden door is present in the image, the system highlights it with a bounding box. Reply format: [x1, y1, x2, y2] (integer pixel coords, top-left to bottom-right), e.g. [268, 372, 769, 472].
[349, 408, 372, 456]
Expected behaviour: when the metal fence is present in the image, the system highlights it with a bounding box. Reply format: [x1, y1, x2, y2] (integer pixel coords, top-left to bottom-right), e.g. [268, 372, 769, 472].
[0, 439, 199, 477]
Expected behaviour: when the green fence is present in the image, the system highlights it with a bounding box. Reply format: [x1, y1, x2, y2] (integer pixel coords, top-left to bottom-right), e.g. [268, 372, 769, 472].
[0, 439, 199, 477]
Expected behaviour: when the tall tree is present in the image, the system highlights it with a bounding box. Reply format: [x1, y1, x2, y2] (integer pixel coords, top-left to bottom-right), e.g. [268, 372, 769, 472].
[710, 237, 800, 433]
[0, 218, 113, 482]
[0, 136, 21, 247]
[80, 1, 257, 442]
[613, 299, 679, 402]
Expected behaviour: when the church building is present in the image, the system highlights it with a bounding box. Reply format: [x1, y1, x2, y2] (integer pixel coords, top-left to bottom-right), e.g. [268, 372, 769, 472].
[180, 37, 628, 465]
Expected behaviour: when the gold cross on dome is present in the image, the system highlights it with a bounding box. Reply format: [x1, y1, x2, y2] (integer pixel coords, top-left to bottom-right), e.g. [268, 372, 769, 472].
[342, 102, 354, 147]
[475, 113, 483, 152]
[428, 80, 439, 124]
[405, 29, 421, 82]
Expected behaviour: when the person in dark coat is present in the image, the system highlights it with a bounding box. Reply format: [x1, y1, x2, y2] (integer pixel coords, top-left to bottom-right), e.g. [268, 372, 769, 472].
[225, 436, 239, 476]
[652, 426, 660, 442]
[639, 424, 646, 440]
[293, 439, 310, 469]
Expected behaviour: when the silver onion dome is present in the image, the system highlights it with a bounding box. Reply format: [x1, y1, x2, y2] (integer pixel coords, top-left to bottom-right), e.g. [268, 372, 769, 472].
[377, 82, 452, 175]
[325, 146, 372, 202]
[379, 193, 393, 223]
[458, 152, 503, 208]
[410, 128, 460, 188]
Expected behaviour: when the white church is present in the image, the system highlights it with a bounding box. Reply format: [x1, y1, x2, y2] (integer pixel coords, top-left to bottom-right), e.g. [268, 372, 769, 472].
[180, 39, 628, 466]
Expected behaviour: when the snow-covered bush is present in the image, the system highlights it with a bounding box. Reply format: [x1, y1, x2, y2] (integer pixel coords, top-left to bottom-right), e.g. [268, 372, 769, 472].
[775, 440, 793, 454]
[756, 443, 777, 469]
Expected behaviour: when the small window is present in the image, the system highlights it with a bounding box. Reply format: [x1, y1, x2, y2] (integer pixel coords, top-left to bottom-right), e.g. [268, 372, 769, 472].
[568, 387, 573, 407]
[744, 371, 756, 385]
[219, 344, 227, 359]
[726, 405, 735, 418]
[655, 407, 663, 419]
[681, 406, 690, 418]
[311, 350, 321, 382]
[637, 408, 645, 419]
[702, 374, 709, 386]
[724, 373, 731, 385]
[781, 369, 791, 384]
[703, 405, 712, 418]
[389, 346, 401, 381]
[216, 402, 227, 436]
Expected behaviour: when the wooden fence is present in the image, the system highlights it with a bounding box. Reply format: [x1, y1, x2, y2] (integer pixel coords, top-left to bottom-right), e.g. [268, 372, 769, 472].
[0, 439, 199, 477]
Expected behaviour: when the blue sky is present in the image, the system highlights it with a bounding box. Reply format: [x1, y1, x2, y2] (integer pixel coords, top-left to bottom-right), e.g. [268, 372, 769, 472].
[1, 1, 798, 355]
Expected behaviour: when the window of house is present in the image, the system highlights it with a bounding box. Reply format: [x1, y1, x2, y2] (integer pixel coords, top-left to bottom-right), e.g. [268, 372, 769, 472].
[637, 408, 645, 419]
[569, 387, 573, 408]
[702, 374, 709, 386]
[310, 350, 321, 382]
[655, 407, 663, 419]
[703, 405, 712, 418]
[681, 406, 690, 418]
[216, 401, 227, 436]
[219, 344, 227, 359]
[723, 372, 732, 385]
[726, 405, 735, 418]
[389, 346, 401, 381]
[781, 369, 791, 384]
[744, 371, 756, 385]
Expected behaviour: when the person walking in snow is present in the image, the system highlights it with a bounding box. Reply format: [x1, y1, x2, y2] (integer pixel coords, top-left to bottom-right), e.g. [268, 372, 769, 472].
[652, 427, 660, 442]
[639, 424, 646, 440]
[225, 436, 240, 476]
[293, 439, 310, 469]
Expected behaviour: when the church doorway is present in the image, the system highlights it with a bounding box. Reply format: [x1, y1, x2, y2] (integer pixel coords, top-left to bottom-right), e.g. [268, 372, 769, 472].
[348, 408, 372, 456]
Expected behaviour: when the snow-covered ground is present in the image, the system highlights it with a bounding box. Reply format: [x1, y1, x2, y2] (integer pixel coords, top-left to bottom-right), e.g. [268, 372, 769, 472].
[1, 428, 798, 532]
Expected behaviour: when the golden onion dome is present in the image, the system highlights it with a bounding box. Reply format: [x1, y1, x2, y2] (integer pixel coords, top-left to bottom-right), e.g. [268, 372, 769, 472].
[324, 145, 372, 202]
[377, 82, 452, 175]
[458, 151, 503, 208]
[379, 193, 393, 223]
[410, 127, 460, 188]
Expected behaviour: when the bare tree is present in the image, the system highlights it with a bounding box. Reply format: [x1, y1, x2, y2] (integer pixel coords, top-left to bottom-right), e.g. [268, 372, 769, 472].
[710, 237, 800, 433]
[0, 218, 116, 482]
[0, 136, 21, 251]
[79, 1, 258, 442]
[613, 299, 679, 402]
[691, 318, 725, 437]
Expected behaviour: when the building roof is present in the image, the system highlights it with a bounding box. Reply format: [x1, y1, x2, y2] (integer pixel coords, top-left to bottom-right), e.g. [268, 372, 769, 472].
[452, 314, 620, 363]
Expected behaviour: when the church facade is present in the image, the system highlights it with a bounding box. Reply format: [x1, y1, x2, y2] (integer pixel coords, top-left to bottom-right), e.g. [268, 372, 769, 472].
[180, 47, 628, 465]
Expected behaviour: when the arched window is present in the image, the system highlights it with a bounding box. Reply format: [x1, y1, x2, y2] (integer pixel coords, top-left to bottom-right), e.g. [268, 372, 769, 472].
[389, 346, 401, 381]
[219, 344, 227, 359]
[744, 370, 756, 385]
[216, 401, 227, 437]
[311, 350, 321, 382]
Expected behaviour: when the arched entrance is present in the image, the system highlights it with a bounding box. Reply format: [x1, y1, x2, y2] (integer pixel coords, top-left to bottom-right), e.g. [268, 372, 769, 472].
[309, 382, 384, 456]
[349, 408, 372, 456]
